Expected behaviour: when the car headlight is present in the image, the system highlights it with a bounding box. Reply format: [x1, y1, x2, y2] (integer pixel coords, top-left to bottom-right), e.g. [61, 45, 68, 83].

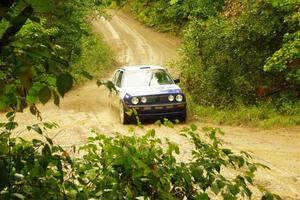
[168, 95, 174, 102]
[141, 96, 147, 103]
[176, 94, 183, 102]
[131, 97, 139, 105]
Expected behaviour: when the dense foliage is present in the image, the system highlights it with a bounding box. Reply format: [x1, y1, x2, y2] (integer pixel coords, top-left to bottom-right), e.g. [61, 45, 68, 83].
[263, 0, 300, 88]
[0, 0, 113, 114]
[0, 0, 294, 199]
[181, 0, 299, 108]
[129, 0, 225, 33]
[0, 113, 281, 199]
[129, 0, 299, 111]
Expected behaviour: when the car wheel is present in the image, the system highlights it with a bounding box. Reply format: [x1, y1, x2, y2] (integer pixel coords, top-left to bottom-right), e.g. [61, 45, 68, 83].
[119, 101, 131, 124]
[179, 109, 187, 122]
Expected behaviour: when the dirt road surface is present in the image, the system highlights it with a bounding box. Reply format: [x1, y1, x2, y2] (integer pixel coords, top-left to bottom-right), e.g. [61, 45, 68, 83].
[2, 11, 299, 199]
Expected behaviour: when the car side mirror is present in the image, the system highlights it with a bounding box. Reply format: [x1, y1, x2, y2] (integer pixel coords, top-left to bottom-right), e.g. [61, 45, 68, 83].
[174, 79, 180, 84]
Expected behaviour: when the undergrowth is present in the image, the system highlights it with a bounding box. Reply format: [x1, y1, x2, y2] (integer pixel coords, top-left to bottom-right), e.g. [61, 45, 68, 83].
[0, 112, 281, 199]
[71, 32, 114, 85]
[187, 95, 300, 128]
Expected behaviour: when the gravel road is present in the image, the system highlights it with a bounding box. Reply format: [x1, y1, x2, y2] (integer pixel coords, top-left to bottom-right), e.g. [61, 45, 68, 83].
[3, 10, 299, 199]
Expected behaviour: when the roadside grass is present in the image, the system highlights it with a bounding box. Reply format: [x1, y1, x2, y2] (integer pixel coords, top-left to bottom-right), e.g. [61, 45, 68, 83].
[187, 95, 300, 128]
[71, 32, 114, 84]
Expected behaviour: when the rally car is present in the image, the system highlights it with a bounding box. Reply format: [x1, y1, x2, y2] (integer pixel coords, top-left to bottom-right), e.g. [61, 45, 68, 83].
[111, 66, 186, 124]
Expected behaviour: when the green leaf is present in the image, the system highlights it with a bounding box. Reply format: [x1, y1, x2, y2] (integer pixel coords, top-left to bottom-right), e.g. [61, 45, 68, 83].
[56, 74, 73, 97]
[43, 122, 58, 129]
[45, 136, 53, 145]
[216, 179, 226, 189]
[132, 108, 138, 116]
[175, 145, 180, 154]
[105, 81, 116, 92]
[96, 80, 102, 87]
[163, 118, 174, 128]
[32, 139, 44, 147]
[6, 111, 15, 121]
[39, 156, 49, 169]
[211, 182, 220, 194]
[255, 163, 270, 170]
[262, 191, 276, 200]
[241, 151, 252, 158]
[126, 109, 133, 116]
[154, 120, 162, 127]
[148, 129, 156, 137]
[244, 187, 252, 197]
[28, 46, 52, 58]
[229, 184, 240, 195]
[248, 164, 257, 173]
[38, 86, 51, 105]
[10, 41, 25, 48]
[28, 124, 43, 134]
[5, 122, 18, 130]
[196, 193, 209, 200]
[170, 0, 179, 5]
[42, 144, 51, 156]
[245, 171, 254, 184]
[274, 194, 282, 200]
[237, 157, 245, 167]
[192, 166, 204, 182]
[190, 124, 197, 131]
[81, 70, 93, 80]
[214, 163, 221, 173]
[222, 149, 232, 155]
[27, 83, 44, 104]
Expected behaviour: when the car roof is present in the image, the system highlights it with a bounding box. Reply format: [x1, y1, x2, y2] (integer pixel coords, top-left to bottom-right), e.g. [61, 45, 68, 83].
[120, 65, 165, 71]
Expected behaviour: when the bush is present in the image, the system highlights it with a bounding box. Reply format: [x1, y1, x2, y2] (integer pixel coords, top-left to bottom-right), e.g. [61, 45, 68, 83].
[0, 0, 114, 113]
[129, 0, 225, 33]
[180, 1, 293, 107]
[0, 112, 74, 199]
[0, 113, 281, 199]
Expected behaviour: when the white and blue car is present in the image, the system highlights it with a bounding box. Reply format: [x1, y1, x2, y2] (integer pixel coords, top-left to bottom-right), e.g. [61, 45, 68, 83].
[111, 66, 186, 124]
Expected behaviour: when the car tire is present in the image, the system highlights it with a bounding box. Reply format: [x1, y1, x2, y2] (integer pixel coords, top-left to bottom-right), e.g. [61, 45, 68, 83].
[119, 101, 131, 124]
[179, 109, 187, 122]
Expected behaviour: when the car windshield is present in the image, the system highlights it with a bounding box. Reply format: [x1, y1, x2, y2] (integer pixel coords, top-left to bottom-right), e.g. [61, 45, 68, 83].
[122, 69, 174, 87]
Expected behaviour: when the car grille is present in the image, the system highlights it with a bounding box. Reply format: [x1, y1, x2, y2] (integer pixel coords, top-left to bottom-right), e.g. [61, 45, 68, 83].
[145, 95, 170, 104]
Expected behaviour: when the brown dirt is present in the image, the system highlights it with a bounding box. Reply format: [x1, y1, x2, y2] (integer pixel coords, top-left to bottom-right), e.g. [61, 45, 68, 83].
[1, 10, 299, 199]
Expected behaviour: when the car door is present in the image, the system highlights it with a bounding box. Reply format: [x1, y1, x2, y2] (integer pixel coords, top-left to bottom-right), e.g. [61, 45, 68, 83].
[111, 70, 123, 109]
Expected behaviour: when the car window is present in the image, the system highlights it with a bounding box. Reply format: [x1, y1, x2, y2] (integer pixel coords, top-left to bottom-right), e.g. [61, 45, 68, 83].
[122, 69, 174, 87]
[149, 70, 173, 86]
[112, 71, 120, 85]
[116, 71, 123, 87]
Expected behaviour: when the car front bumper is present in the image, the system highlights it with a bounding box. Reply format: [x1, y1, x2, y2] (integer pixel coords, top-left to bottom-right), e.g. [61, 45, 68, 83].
[124, 102, 186, 120]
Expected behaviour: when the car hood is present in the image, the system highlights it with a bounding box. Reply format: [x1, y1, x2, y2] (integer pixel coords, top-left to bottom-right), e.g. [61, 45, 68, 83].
[119, 84, 182, 97]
